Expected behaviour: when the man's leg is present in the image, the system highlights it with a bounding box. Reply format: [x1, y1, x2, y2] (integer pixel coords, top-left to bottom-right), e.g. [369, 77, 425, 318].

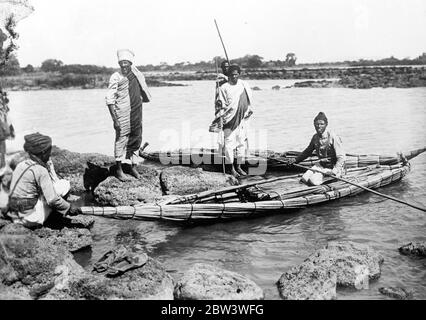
[115, 133, 129, 181]
[129, 157, 140, 179]
[305, 164, 325, 186]
[223, 129, 240, 177]
[234, 126, 249, 176]
[115, 161, 127, 181]
[301, 170, 314, 185]
[21, 197, 52, 228]
[234, 148, 247, 176]
[309, 172, 325, 186]
[127, 126, 143, 179]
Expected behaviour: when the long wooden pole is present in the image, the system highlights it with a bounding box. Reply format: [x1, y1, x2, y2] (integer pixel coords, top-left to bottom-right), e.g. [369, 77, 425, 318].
[255, 153, 426, 212]
[292, 163, 426, 212]
[214, 19, 230, 64]
[214, 19, 231, 174]
[215, 59, 226, 174]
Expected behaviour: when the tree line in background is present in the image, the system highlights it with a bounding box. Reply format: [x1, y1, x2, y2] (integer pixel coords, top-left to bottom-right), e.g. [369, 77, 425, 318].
[1, 52, 426, 76]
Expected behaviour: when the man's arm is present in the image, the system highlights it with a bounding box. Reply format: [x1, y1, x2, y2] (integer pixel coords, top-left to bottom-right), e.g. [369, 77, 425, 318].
[105, 74, 120, 133]
[36, 167, 70, 216]
[217, 85, 233, 123]
[107, 104, 120, 133]
[294, 136, 316, 164]
[217, 73, 228, 83]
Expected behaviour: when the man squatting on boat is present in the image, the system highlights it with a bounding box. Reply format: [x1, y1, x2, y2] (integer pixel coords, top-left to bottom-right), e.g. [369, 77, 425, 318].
[288, 112, 346, 186]
[6, 133, 81, 228]
[106, 49, 152, 181]
[214, 64, 254, 177]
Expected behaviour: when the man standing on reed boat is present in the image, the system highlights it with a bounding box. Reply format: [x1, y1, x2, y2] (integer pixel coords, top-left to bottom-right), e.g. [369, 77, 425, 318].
[106, 49, 152, 181]
[217, 64, 254, 177]
[5, 133, 80, 228]
[288, 112, 346, 186]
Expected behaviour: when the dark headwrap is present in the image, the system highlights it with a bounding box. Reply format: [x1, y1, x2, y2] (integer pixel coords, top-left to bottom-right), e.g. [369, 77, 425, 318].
[23, 133, 52, 155]
[314, 112, 328, 124]
[228, 64, 241, 75]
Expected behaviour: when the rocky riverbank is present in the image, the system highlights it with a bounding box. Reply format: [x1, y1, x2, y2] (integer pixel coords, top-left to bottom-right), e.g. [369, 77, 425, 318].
[1, 66, 425, 91]
[1, 215, 419, 300]
[0, 73, 185, 92]
[1, 147, 423, 300]
[293, 66, 426, 89]
[148, 66, 426, 89]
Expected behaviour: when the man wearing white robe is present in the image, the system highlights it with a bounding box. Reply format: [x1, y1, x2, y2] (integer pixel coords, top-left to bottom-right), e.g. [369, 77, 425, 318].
[217, 65, 253, 177]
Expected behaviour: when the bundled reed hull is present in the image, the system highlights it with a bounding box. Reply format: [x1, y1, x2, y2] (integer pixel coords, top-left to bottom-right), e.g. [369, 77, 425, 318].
[81, 162, 412, 223]
[140, 147, 426, 171]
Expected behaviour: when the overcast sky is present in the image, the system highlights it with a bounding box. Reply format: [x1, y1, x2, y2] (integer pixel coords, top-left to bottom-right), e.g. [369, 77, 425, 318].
[12, 0, 426, 67]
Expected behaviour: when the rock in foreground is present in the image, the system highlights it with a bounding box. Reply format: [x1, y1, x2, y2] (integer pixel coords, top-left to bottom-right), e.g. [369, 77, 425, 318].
[34, 227, 92, 253]
[398, 242, 426, 257]
[161, 166, 239, 196]
[65, 258, 174, 300]
[277, 242, 384, 300]
[0, 225, 174, 300]
[277, 262, 337, 300]
[325, 242, 384, 282]
[379, 287, 413, 300]
[174, 263, 264, 300]
[94, 166, 163, 206]
[0, 223, 86, 299]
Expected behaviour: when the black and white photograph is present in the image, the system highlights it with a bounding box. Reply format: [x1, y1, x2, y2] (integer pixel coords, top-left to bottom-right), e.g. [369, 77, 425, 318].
[0, 0, 425, 304]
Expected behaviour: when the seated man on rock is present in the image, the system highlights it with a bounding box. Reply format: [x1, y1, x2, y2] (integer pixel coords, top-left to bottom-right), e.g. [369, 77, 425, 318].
[288, 112, 346, 186]
[5, 133, 80, 228]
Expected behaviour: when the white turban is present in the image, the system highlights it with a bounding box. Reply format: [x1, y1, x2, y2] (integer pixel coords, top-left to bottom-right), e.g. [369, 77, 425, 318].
[117, 49, 135, 64]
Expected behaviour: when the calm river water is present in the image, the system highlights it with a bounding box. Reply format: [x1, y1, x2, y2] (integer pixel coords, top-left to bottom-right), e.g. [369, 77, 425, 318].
[7, 80, 426, 300]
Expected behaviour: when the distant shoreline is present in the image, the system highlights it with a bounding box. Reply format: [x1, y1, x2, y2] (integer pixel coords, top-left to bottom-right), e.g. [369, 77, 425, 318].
[1, 65, 425, 91]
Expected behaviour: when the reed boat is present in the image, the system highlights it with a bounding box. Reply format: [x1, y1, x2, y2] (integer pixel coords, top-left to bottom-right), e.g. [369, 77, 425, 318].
[139, 147, 426, 172]
[81, 147, 426, 223]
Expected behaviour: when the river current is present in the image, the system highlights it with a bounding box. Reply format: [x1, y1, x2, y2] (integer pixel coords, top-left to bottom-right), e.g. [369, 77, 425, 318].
[7, 80, 426, 300]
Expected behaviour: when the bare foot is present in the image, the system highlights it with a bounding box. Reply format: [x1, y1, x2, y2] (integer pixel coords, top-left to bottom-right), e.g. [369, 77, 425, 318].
[115, 169, 128, 182]
[235, 166, 248, 176]
[129, 166, 140, 179]
[230, 167, 240, 178]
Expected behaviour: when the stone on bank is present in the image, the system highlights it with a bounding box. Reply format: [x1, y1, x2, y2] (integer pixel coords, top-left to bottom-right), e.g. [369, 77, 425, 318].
[379, 287, 414, 300]
[398, 242, 426, 257]
[174, 263, 264, 300]
[0, 223, 86, 299]
[276, 241, 384, 300]
[160, 166, 239, 196]
[0, 223, 174, 300]
[93, 165, 163, 206]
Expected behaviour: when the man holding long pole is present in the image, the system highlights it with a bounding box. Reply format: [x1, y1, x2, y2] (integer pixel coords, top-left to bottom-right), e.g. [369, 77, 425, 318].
[217, 64, 254, 177]
[211, 59, 228, 174]
[211, 20, 254, 177]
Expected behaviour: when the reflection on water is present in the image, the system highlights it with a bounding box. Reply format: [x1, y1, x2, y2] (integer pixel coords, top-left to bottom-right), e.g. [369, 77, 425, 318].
[7, 82, 426, 299]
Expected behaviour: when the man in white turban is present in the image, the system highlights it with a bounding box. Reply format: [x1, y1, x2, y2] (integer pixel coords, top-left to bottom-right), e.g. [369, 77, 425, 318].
[106, 49, 152, 180]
